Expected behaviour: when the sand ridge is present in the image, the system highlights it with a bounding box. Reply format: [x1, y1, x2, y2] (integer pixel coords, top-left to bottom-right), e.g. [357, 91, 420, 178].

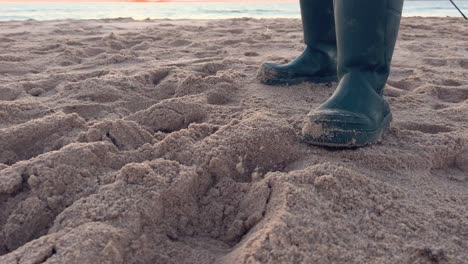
[0, 17, 467, 263]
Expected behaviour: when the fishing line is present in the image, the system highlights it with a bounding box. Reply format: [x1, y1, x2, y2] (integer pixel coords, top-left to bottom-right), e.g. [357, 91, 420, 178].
[449, 0, 467, 20]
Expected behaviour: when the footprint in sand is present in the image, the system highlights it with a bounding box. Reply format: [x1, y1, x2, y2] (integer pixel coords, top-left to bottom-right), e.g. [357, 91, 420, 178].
[174, 69, 240, 97]
[387, 79, 416, 91]
[384, 85, 406, 98]
[423, 58, 447, 67]
[437, 79, 463, 87]
[397, 122, 454, 134]
[435, 86, 468, 103]
[35, 43, 63, 52]
[221, 38, 245, 46]
[0, 37, 15, 43]
[0, 62, 41, 75]
[432, 103, 450, 110]
[130, 41, 150, 51]
[3, 31, 30, 37]
[431, 147, 468, 183]
[159, 23, 175, 27]
[78, 119, 153, 151]
[458, 59, 468, 69]
[170, 39, 192, 47]
[193, 61, 226, 76]
[62, 104, 109, 120]
[194, 50, 224, 59]
[389, 68, 414, 82]
[214, 28, 244, 34]
[455, 150, 468, 173]
[0, 86, 22, 101]
[82, 47, 106, 57]
[0, 141, 132, 252]
[131, 69, 170, 88]
[0, 113, 86, 165]
[244, 51, 260, 57]
[0, 55, 27, 62]
[126, 99, 207, 133]
[28, 88, 45, 97]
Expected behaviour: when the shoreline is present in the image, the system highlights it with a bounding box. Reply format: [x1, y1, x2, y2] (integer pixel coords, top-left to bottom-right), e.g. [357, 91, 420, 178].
[0, 15, 466, 23]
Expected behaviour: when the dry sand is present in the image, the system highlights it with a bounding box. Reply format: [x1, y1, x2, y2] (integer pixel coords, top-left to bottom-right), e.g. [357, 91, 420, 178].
[0, 17, 467, 263]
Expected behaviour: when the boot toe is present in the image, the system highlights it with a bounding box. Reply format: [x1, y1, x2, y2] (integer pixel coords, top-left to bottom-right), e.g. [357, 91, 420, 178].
[302, 109, 391, 147]
[257, 62, 290, 85]
[258, 62, 337, 86]
[306, 109, 374, 131]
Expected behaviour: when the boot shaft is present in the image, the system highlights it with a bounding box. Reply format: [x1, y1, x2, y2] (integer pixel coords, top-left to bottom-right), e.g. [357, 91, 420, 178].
[334, 0, 404, 93]
[300, 0, 336, 46]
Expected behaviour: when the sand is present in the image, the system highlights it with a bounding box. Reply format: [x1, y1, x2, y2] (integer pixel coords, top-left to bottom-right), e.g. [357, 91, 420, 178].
[0, 17, 467, 263]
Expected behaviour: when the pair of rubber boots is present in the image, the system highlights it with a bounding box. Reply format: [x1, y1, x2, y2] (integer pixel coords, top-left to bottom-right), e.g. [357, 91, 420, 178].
[259, 0, 404, 147]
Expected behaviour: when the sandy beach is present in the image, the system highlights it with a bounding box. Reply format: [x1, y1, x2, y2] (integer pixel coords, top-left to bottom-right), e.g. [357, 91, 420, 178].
[0, 17, 467, 263]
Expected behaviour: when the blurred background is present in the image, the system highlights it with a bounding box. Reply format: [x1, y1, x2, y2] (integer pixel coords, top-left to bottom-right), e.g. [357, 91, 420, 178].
[0, 0, 467, 21]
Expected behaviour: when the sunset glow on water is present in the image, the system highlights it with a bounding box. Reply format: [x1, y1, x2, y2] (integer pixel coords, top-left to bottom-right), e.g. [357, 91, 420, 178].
[0, 1, 467, 21]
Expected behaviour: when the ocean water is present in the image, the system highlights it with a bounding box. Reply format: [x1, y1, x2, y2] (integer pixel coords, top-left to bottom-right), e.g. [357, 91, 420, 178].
[0, 1, 467, 21]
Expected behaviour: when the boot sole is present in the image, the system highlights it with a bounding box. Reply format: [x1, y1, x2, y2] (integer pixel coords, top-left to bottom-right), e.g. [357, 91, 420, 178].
[303, 113, 392, 148]
[262, 75, 338, 86]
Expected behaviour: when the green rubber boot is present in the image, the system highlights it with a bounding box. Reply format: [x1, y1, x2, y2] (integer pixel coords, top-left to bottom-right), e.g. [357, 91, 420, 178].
[302, 0, 404, 147]
[257, 0, 338, 86]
